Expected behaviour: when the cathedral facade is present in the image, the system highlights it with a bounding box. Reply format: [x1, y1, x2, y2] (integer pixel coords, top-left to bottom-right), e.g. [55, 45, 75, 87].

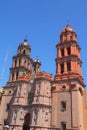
[0, 25, 87, 130]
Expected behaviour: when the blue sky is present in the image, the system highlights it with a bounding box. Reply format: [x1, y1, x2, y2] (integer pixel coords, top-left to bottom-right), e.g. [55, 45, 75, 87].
[0, 0, 87, 88]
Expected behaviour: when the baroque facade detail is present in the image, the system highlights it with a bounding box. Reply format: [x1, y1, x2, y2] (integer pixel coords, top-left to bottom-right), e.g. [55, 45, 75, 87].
[0, 25, 87, 130]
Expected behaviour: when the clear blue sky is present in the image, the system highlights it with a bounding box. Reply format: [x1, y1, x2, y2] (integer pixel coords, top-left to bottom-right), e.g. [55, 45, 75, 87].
[0, 0, 87, 88]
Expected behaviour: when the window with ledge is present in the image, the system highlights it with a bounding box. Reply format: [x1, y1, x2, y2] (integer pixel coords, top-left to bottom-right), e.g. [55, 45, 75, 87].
[67, 47, 71, 55]
[61, 122, 66, 130]
[67, 62, 71, 72]
[61, 48, 64, 57]
[60, 63, 64, 73]
[61, 101, 66, 111]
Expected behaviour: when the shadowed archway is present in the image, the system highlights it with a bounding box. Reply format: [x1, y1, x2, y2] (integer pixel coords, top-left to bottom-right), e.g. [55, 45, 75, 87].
[23, 113, 31, 130]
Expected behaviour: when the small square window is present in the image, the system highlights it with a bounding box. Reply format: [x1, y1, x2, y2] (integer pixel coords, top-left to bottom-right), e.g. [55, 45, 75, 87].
[61, 101, 66, 111]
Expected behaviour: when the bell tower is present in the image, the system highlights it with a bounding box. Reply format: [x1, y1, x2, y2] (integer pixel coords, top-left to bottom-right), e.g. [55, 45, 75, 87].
[52, 25, 86, 130]
[55, 24, 84, 85]
[9, 39, 32, 82]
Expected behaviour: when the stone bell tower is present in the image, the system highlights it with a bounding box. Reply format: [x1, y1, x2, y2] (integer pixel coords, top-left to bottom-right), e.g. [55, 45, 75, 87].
[55, 24, 83, 82]
[51, 25, 87, 130]
[0, 39, 34, 130]
[9, 39, 32, 82]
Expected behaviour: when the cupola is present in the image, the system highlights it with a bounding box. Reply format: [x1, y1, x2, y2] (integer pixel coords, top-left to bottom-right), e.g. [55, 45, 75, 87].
[33, 57, 41, 74]
[60, 24, 77, 44]
[17, 39, 31, 56]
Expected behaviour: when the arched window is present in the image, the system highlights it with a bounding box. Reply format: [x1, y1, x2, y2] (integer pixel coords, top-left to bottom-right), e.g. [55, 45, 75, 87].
[19, 59, 21, 66]
[61, 48, 64, 57]
[23, 113, 31, 126]
[67, 47, 71, 55]
[16, 72, 18, 80]
[12, 73, 14, 81]
[67, 61, 71, 71]
[60, 63, 64, 73]
[23, 50, 26, 54]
